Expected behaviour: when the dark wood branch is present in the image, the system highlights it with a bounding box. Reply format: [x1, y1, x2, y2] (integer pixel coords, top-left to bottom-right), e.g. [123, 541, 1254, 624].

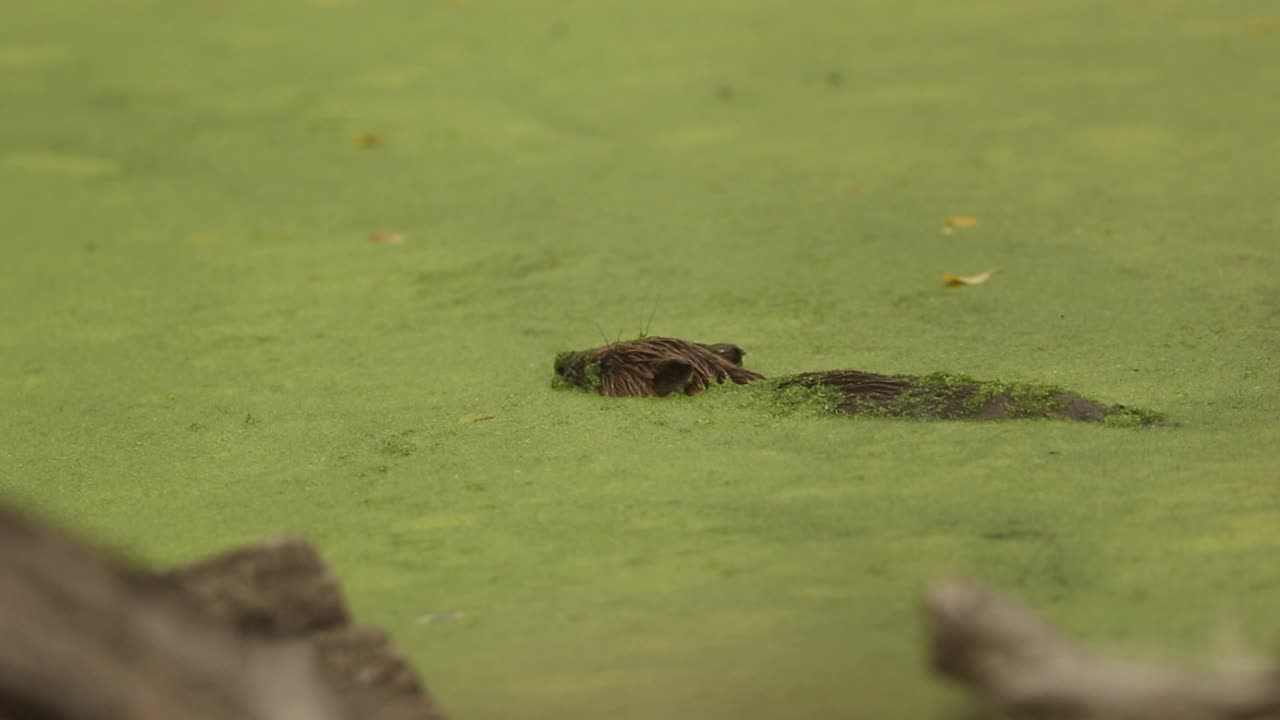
[160, 537, 352, 638]
[924, 579, 1280, 720]
[0, 504, 444, 720]
[309, 625, 445, 720]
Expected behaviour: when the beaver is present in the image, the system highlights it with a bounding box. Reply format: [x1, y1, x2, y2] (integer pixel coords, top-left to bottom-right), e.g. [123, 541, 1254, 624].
[552, 336, 1163, 425]
[553, 337, 763, 398]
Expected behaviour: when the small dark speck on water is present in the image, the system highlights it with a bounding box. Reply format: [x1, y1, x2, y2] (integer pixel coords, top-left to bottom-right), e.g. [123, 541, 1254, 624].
[85, 241, 98, 253]
[825, 70, 844, 88]
[716, 84, 734, 101]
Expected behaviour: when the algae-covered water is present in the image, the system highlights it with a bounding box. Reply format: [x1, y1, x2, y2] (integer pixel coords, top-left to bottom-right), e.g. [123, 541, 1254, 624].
[2, 1, 1279, 718]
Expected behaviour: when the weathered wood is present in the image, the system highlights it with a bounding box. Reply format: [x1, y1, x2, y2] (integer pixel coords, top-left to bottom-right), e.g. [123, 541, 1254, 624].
[161, 538, 445, 719]
[0, 504, 444, 720]
[310, 625, 446, 720]
[161, 537, 351, 638]
[0, 505, 339, 720]
[924, 579, 1280, 720]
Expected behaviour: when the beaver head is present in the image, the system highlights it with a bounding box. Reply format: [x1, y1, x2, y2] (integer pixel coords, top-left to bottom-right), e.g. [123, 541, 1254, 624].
[553, 337, 764, 397]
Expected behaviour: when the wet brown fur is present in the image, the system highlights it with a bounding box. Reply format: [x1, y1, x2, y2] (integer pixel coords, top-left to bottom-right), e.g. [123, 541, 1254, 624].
[777, 371, 914, 409]
[555, 337, 763, 398]
[776, 371, 1108, 422]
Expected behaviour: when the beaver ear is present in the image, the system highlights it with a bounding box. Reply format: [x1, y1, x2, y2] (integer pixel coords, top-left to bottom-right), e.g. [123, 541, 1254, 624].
[651, 359, 694, 397]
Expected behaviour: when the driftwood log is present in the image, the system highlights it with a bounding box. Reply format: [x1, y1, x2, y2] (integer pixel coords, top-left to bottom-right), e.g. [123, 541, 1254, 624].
[15, 500, 1276, 720]
[0, 504, 443, 720]
[924, 579, 1280, 720]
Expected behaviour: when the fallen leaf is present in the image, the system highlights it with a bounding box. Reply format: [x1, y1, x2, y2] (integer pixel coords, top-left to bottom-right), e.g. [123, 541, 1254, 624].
[944, 215, 979, 228]
[368, 232, 405, 245]
[459, 413, 495, 424]
[355, 132, 384, 149]
[941, 268, 999, 287]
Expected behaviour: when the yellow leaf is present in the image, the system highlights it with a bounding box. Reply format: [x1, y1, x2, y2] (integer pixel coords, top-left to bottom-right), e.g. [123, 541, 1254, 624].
[941, 268, 999, 287]
[459, 413, 495, 424]
[355, 132, 384, 149]
[944, 215, 979, 228]
[368, 232, 405, 245]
